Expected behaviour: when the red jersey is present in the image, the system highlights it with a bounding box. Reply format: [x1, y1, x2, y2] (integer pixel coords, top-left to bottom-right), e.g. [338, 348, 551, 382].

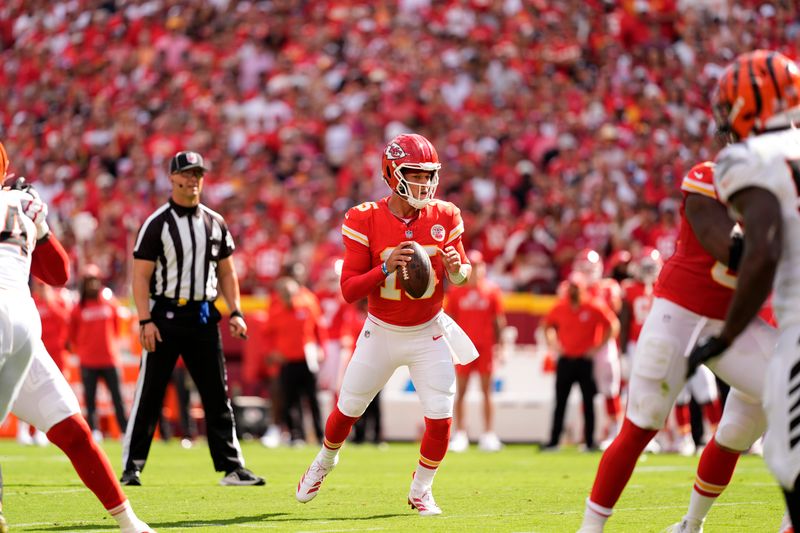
[557, 277, 622, 313]
[621, 279, 654, 342]
[264, 289, 326, 362]
[654, 162, 734, 320]
[340, 197, 467, 326]
[445, 280, 504, 349]
[543, 297, 617, 357]
[315, 287, 351, 340]
[33, 290, 71, 370]
[69, 297, 120, 368]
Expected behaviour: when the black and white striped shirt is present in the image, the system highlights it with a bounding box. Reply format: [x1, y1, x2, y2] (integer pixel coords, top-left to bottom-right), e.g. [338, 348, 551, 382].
[133, 200, 235, 302]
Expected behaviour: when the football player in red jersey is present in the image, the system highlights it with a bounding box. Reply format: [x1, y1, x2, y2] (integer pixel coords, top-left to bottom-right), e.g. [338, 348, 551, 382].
[579, 161, 778, 533]
[296, 133, 475, 515]
[0, 144, 152, 533]
[570, 249, 624, 442]
[446, 250, 506, 453]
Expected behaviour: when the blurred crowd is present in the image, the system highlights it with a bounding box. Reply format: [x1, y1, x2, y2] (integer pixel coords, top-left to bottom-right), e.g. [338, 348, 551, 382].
[1, 0, 799, 296]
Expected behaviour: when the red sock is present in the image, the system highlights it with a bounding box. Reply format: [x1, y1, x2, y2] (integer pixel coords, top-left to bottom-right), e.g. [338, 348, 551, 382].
[419, 417, 452, 469]
[703, 399, 722, 426]
[674, 404, 691, 428]
[694, 437, 740, 497]
[46, 414, 125, 511]
[323, 405, 359, 449]
[605, 396, 621, 417]
[589, 418, 658, 509]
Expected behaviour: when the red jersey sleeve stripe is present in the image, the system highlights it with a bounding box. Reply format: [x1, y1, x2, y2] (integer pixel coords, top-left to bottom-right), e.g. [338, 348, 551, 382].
[445, 222, 464, 245]
[342, 224, 369, 247]
[681, 179, 717, 199]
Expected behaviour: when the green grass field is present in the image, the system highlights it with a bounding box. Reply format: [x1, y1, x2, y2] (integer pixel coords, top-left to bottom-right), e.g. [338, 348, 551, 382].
[0, 440, 785, 532]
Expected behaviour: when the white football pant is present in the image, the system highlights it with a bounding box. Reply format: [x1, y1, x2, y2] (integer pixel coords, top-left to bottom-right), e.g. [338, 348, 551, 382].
[12, 339, 80, 432]
[338, 313, 455, 420]
[763, 323, 800, 489]
[676, 365, 719, 406]
[0, 292, 40, 424]
[594, 339, 621, 398]
[627, 298, 774, 452]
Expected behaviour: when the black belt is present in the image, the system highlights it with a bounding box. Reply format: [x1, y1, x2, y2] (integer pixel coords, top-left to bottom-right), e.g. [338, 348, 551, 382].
[153, 297, 212, 308]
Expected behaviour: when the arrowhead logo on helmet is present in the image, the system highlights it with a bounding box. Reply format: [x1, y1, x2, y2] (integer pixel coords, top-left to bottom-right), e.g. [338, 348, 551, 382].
[385, 142, 407, 160]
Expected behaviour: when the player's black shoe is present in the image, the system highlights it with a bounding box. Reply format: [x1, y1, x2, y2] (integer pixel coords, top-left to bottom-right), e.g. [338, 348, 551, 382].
[120, 469, 142, 486]
[220, 467, 265, 486]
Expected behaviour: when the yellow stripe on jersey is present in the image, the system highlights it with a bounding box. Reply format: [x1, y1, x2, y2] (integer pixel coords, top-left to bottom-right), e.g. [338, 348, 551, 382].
[446, 222, 464, 245]
[342, 224, 369, 247]
[681, 180, 717, 199]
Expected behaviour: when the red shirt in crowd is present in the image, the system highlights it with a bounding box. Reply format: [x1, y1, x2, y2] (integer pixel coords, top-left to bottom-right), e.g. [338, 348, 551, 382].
[543, 297, 617, 357]
[263, 288, 327, 362]
[69, 297, 120, 368]
[621, 278, 654, 342]
[33, 289, 72, 371]
[445, 279, 504, 350]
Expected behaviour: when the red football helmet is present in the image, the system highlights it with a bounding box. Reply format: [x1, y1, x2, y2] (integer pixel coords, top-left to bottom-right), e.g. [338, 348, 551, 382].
[604, 249, 632, 278]
[713, 50, 800, 142]
[572, 248, 603, 284]
[633, 247, 663, 284]
[381, 133, 441, 209]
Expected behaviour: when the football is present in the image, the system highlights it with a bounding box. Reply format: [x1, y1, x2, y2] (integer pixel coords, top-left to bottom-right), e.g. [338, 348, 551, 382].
[399, 241, 432, 299]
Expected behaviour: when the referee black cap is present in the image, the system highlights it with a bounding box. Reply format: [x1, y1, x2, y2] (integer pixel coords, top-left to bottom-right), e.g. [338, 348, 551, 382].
[170, 151, 208, 174]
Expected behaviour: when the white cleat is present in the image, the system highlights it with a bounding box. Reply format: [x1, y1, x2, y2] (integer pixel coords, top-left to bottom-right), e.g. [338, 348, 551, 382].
[661, 518, 703, 533]
[296, 455, 338, 503]
[121, 518, 156, 533]
[408, 485, 442, 516]
[260, 425, 281, 448]
[478, 432, 503, 452]
[448, 431, 468, 453]
[676, 435, 696, 457]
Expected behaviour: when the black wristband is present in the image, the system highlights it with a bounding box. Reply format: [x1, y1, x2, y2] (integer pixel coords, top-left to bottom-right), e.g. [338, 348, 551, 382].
[139, 318, 153, 327]
[230, 309, 244, 320]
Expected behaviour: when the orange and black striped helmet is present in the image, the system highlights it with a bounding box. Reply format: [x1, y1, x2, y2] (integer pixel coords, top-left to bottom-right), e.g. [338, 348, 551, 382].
[0, 141, 7, 179]
[712, 50, 800, 141]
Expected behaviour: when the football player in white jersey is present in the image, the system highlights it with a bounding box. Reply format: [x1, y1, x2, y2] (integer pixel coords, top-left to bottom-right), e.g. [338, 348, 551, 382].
[0, 143, 153, 533]
[686, 50, 800, 530]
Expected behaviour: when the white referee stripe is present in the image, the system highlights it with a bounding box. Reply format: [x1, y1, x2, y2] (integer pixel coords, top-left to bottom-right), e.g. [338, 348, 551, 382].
[121, 349, 148, 468]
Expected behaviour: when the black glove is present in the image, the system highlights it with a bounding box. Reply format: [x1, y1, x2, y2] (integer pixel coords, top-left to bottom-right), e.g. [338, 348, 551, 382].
[728, 231, 744, 273]
[686, 336, 730, 379]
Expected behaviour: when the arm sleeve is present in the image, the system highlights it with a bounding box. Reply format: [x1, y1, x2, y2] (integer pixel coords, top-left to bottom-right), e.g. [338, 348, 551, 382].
[219, 219, 235, 260]
[339, 238, 385, 304]
[133, 218, 163, 261]
[714, 143, 783, 205]
[31, 234, 70, 286]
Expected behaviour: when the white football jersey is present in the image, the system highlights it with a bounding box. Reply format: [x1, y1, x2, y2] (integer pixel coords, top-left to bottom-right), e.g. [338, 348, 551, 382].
[0, 189, 37, 292]
[714, 127, 800, 327]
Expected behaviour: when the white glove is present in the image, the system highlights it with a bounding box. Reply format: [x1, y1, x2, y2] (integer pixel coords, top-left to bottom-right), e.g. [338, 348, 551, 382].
[19, 187, 50, 239]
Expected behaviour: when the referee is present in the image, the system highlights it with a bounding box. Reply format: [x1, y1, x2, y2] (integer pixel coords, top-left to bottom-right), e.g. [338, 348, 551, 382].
[122, 150, 264, 487]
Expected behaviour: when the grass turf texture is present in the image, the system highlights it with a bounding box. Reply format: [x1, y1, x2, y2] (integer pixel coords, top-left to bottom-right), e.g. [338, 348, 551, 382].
[0, 440, 784, 532]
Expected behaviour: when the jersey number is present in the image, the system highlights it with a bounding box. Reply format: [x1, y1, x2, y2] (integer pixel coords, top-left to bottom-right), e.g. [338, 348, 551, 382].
[0, 206, 29, 256]
[710, 261, 737, 289]
[379, 246, 436, 301]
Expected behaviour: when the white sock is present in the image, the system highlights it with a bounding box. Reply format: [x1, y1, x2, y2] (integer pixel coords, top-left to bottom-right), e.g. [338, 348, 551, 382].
[412, 465, 437, 491]
[317, 445, 340, 466]
[685, 488, 714, 524]
[580, 498, 612, 531]
[109, 500, 139, 530]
